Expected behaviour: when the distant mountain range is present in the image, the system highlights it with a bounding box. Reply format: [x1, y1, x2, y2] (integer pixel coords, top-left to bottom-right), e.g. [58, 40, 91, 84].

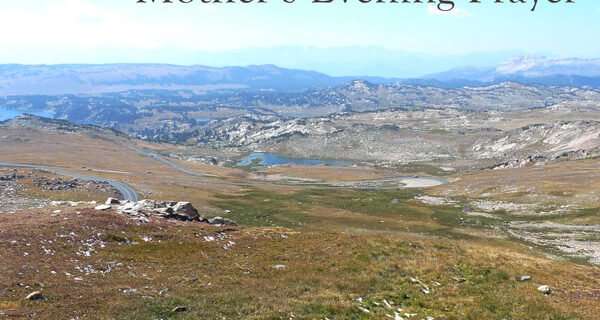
[421, 56, 600, 87]
[2, 55, 600, 95]
[2, 45, 517, 78]
[0, 64, 402, 95]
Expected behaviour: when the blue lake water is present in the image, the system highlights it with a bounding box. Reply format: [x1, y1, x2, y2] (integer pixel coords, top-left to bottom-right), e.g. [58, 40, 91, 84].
[196, 118, 213, 123]
[0, 108, 53, 121]
[236, 153, 351, 168]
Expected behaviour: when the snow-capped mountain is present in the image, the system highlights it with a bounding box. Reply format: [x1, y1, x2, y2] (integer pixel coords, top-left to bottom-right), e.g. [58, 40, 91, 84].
[496, 56, 600, 77]
[423, 56, 600, 85]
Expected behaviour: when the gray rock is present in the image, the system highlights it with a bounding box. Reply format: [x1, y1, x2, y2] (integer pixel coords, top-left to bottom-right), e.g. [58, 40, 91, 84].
[122, 288, 137, 294]
[519, 275, 532, 282]
[537, 285, 551, 295]
[154, 207, 174, 216]
[136, 199, 158, 209]
[117, 203, 137, 215]
[208, 216, 237, 226]
[105, 197, 121, 205]
[165, 201, 178, 207]
[172, 306, 188, 312]
[172, 202, 200, 221]
[50, 201, 70, 206]
[25, 291, 43, 301]
[51, 200, 96, 207]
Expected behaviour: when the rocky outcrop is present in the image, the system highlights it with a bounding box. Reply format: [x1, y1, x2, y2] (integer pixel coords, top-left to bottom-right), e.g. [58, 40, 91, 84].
[106, 198, 237, 226]
[475, 121, 600, 161]
[171, 202, 200, 221]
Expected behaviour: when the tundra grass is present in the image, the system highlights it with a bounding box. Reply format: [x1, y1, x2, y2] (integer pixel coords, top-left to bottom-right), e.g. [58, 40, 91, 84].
[1, 208, 598, 319]
[210, 188, 502, 239]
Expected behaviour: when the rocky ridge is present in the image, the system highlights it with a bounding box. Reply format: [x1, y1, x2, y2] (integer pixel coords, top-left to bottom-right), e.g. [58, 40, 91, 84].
[473, 120, 600, 168]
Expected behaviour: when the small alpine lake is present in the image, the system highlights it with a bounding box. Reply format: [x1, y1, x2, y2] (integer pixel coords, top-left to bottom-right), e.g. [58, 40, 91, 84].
[236, 153, 351, 168]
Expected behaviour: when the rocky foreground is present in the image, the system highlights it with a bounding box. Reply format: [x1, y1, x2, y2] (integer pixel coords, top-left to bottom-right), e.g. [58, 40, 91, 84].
[1, 201, 598, 319]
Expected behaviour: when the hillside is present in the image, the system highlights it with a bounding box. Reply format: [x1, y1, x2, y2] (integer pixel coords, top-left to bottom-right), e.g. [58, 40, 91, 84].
[3, 204, 600, 319]
[3, 114, 600, 319]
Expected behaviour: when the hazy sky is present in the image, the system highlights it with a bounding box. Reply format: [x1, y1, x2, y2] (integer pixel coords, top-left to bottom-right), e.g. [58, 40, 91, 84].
[0, 0, 598, 65]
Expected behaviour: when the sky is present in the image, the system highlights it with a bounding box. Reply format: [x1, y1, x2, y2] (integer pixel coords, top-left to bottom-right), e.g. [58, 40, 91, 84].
[0, 0, 598, 76]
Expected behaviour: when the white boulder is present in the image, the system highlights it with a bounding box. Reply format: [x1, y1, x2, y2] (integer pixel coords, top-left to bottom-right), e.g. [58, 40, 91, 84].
[537, 285, 551, 295]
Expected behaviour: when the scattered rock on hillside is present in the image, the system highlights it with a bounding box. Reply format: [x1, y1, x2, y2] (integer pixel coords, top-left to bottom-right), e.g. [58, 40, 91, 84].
[0, 169, 53, 213]
[0, 170, 24, 181]
[33, 176, 120, 196]
[34, 176, 80, 191]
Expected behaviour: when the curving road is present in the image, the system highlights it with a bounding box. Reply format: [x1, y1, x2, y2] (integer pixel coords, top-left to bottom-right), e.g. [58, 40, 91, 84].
[123, 144, 218, 177]
[1, 158, 449, 201]
[55, 171, 138, 202]
[0, 162, 138, 201]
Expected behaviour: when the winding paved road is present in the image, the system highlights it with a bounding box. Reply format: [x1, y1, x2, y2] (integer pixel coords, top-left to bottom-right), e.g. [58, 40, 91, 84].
[1, 156, 449, 202]
[123, 144, 218, 177]
[0, 162, 138, 201]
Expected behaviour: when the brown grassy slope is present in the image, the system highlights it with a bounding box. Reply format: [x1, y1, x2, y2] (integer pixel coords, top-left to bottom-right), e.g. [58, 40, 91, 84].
[0, 127, 391, 184]
[0, 127, 193, 177]
[1, 207, 599, 319]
